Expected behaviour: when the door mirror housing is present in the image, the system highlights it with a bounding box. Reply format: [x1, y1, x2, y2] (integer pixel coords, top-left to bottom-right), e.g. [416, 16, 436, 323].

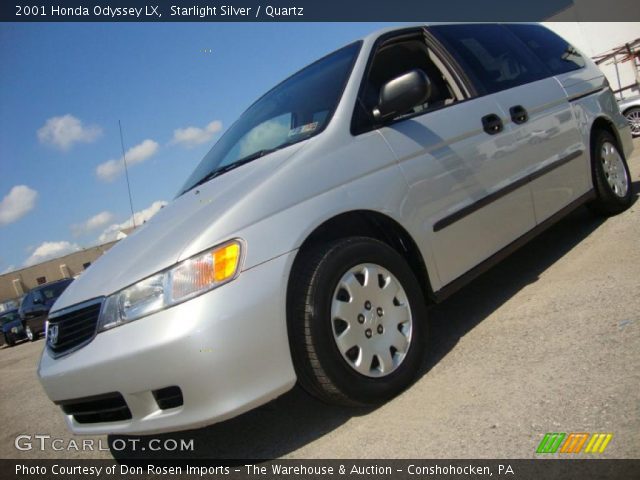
[373, 69, 432, 122]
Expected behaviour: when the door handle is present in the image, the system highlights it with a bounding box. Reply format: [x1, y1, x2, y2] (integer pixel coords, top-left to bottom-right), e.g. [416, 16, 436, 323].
[509, 105, 529, 124]
[482, 113, 503, 135]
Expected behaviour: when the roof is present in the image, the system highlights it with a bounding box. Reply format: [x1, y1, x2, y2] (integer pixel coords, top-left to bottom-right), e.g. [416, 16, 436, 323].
[29, 277, 73, 291]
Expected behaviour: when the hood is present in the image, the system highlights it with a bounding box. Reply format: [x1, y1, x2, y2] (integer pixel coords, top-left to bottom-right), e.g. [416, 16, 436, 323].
[53, 143, 304, 311]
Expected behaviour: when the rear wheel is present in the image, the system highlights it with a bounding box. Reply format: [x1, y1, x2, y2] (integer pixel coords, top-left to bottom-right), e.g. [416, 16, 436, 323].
[288, 237, 427, 406]
[588, 130, 632, 216]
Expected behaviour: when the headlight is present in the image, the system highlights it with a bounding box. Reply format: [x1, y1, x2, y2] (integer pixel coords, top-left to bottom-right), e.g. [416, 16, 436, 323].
[97, 240, 242, 332]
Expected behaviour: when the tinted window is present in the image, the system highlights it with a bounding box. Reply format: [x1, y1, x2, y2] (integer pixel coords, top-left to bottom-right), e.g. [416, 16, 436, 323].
[431, 24, 548, 94]
[40, 280, 71, 299]
[506, 24, 585, 75]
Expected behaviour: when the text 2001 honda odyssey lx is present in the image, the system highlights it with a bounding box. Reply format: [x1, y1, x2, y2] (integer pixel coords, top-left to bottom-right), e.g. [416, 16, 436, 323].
[38, 24, 633, 434]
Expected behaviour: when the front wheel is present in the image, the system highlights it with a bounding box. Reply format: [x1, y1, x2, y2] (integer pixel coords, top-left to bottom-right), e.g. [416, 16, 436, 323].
[588, 130, 632, 216]
[288, 237, 427, 406]
[25, 325, 37, 342]
[5, 334, 15, 347]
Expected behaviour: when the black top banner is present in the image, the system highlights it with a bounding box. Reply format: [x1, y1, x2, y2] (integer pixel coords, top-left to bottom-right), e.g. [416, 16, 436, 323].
[2, 0, 640, 22]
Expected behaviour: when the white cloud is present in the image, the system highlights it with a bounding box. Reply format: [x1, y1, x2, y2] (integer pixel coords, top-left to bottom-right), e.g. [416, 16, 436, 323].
[72, 211, 114, 236]
[96, 139, 159, 182]
[98, 200, 167, 243]
[37, 114, 102, 150]
[172, 120, 223, 147]
[24, 241, 81, 267]
[2, 265, 16, 275]
[0, 185, 38, 226]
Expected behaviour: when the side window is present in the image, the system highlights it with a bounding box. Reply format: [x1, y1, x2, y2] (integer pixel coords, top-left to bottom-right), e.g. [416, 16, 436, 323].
[353, 37, 462, 134]
[431, 24, 548, 94]
[505, 24, 585, 75]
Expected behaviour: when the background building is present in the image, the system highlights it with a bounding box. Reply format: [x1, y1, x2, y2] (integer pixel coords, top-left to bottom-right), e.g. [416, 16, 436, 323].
[0, 241, 117, 304]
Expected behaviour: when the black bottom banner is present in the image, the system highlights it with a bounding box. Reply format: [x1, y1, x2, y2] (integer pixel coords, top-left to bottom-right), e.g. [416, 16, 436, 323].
[5, 459, 640, 480]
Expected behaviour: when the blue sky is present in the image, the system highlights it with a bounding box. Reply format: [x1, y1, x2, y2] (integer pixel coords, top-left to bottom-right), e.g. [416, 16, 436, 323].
[0, 22, 400, 273]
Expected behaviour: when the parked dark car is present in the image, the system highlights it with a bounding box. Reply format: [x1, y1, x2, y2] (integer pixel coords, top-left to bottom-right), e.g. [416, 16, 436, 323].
[19, 278, 73, 342]
[1, 309, 26, 346]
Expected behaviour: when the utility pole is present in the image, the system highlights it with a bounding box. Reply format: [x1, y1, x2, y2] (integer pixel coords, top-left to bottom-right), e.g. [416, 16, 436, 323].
[118, 120, 136, 228]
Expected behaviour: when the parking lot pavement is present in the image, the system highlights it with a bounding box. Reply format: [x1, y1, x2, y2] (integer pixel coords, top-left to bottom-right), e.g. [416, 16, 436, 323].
[1, 140, 639, 460]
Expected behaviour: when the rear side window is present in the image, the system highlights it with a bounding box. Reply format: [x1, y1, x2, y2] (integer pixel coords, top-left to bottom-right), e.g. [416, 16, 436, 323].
[505, 24, 585, 75]
[431, 24, 548, 94]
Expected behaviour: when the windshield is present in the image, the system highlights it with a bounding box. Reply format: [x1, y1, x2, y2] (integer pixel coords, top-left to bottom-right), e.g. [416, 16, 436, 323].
[39, 280, 72, 300]
[179, 41, 362, 195]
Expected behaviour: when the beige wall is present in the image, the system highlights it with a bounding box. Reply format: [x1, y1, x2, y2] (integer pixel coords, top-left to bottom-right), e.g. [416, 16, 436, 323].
[0, 241, 117, 302]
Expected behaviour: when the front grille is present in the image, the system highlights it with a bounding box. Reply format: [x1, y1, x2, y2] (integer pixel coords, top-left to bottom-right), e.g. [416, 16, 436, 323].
[56, 392, 131, 424]
[47, 299, 102, 356]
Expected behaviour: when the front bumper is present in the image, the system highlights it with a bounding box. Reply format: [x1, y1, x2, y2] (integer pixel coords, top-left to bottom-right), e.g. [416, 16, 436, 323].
[37, 252, 297, 435]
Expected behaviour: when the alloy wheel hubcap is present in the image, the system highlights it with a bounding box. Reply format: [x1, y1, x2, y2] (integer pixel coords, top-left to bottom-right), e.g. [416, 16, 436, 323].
[331, 263, 412, 378]
[26, 327, 33, 340]
[601, 142, 629, 198]
[627, 110, 640, 136]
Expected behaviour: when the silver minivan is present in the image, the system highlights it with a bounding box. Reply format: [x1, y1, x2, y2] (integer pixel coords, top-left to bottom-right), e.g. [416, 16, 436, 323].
[38, 23, 633, 435]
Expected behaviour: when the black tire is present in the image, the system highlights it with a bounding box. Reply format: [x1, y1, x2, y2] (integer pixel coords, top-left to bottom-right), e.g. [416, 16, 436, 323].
[588, 130, 632, 216]
[5, 334, 15, 347]
[288, 237, 427, 406]
[624, 107, 640, 137]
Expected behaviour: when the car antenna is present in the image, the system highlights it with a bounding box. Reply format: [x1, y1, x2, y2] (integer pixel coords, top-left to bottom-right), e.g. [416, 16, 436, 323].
[118, 120, 136, 228]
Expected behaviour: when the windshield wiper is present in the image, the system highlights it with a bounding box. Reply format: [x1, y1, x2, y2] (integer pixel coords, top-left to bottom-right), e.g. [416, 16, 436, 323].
[185, 137, 307, 193]
[187, 148, 279, 192]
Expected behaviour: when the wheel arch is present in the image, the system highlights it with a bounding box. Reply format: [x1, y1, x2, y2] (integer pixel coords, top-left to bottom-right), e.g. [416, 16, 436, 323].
[287, 210, 435, 310]
[590, 115, 622, 154]
[589, 114, 626, 181]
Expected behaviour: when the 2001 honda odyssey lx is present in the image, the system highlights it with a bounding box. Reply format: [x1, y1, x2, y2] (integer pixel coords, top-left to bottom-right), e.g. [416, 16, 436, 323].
[38, 23, 633, 434]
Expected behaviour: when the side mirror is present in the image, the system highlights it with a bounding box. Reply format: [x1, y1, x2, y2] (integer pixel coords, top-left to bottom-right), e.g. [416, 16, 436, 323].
[373, 69, 432, 122]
